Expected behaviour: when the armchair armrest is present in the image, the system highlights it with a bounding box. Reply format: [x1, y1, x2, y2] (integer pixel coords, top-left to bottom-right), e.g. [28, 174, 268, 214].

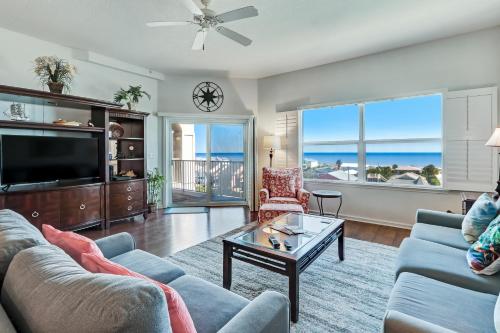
[218, 291, 289, 333]
[259, 188, 270, 206]
[95, 232, 136, 259]
[297, 188, 311, 213]
[383, 310, 456, 333]
[415, 209, 464, 229]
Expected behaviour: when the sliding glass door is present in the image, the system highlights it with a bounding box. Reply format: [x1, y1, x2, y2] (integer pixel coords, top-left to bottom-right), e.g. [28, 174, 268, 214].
[210, 124, 245, 202]
[167, 118, 250, 207]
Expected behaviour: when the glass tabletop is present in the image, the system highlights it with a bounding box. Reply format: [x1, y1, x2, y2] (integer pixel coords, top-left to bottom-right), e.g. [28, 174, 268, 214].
[236, 213, 342, 253]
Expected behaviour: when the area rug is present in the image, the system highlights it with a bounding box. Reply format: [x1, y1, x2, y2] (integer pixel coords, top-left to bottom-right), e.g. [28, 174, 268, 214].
[168, 229, 398, 333]
[164, 207, 209, 214]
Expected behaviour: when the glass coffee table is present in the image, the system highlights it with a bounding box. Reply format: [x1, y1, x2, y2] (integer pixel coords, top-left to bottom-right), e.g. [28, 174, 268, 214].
[223, 213, 345, 323]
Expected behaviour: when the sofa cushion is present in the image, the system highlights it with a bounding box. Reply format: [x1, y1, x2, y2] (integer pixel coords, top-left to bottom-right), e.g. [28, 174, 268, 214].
[268, 173, 296, 198]
[262, 167, 302, 193]
[462, 193, 498, 243]
[110, 249, 185, 284]
[411, 223, 470, 250]
[268, 197, 300, 204]
[0, 304, 16, 333]
[467, 215, 500, 275]
[387, 272, 496, 333]
[169, 275, 249, 333]
[1, 245, 171, 333]
[82, 253, 195, 333]
[42, 224, 103, 265]
[495, 294, 500, 333]
[396, 238, 500, 294]
[0, 209, 48, 284]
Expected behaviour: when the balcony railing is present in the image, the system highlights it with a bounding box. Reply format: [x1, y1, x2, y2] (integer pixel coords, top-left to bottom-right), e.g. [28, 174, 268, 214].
[172, 160, 245, 201]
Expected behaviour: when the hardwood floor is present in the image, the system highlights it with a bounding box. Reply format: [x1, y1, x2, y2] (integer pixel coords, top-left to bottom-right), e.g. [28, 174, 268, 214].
[80, 207, 410, 257]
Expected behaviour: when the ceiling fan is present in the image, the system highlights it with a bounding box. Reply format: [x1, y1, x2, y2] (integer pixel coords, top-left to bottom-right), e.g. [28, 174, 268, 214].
[146, 0, 258, 50]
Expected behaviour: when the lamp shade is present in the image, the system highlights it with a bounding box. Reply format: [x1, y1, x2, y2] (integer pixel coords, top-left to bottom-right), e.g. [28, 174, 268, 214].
[486, 128, 500, 147]
[263, 135, 281, 150]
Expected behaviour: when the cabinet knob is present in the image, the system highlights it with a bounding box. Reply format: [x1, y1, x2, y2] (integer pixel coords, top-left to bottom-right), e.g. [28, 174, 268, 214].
[127, 205, 133, 211]
[127, 186, 132, 192]
[32, 211, 39, 218]
[80, 203, 86, 210]
[127, 195, 132, 201]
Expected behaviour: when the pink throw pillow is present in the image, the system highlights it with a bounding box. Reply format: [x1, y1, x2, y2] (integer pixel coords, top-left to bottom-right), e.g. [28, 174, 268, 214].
[81, 253, 196, 333]
[42, 224, 103, 265]
[268, 173, 296, 197]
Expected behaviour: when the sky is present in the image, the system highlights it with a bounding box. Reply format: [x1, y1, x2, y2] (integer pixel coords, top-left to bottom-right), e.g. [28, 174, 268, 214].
[194, 124, 244, 154]
[303, 94, 442, 153]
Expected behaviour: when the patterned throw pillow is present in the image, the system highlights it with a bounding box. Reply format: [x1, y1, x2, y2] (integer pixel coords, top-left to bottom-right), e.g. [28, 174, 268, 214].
[462, 193, 499, 243]
[466, 215, 500, 275]
[268, 173, 296, 198]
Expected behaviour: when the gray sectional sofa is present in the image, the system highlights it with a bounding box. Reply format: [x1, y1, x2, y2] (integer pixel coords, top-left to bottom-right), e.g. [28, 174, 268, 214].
[0, 209, 290, 333]
[383, 209, 500, 333]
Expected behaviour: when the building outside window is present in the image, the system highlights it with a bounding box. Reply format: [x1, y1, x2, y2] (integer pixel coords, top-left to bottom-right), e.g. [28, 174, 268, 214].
[302, 93, 443, 187]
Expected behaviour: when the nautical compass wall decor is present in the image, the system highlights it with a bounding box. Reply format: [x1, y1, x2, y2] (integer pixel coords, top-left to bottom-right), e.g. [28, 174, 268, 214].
[192, 82, 224, 112]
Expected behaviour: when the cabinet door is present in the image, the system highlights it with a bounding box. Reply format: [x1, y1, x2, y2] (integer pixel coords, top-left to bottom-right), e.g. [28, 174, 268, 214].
[60, 186, 102, 228]
[5, 192, 60, 229]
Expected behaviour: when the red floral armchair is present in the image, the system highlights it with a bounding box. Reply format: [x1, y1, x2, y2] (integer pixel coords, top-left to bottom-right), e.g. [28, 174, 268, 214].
[259, 167, 310, 213]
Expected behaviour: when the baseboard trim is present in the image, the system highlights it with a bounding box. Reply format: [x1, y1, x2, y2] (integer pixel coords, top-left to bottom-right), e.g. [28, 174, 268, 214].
[309, 209, 413, 230]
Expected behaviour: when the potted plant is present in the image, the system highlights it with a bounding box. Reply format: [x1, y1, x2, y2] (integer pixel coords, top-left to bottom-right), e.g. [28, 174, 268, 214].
[114, 85, 151, 110]
[34, 56, 77, 93]
[147, 168, 165, 213]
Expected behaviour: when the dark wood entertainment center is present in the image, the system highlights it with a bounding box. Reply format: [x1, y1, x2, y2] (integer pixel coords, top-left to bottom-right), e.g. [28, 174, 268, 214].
[0, 84, 149, 231]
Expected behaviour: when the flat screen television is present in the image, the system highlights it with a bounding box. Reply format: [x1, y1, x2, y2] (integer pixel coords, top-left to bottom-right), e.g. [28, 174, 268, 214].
[0, 135, 100, 186]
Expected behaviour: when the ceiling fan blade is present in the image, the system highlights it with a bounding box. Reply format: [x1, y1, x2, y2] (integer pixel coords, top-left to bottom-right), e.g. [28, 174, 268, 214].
[215, 26, 252, 46]
[180, 0, 203, 16]
[146, 21, 192, 27]
[192, 29, 208, 50]
[216, 6, 258, 23]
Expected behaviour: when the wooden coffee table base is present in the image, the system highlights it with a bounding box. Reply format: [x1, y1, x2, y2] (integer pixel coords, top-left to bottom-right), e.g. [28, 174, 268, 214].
[223, 221, 344, 323]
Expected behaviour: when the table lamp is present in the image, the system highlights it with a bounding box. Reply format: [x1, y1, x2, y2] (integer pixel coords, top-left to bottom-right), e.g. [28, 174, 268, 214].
[485, 128, 500, 195]
[263, 135, 281, 167]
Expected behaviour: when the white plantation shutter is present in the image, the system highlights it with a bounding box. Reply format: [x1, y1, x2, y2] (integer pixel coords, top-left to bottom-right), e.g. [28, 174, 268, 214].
[443, 87, 498, 191]
[274, 111, 299, 168]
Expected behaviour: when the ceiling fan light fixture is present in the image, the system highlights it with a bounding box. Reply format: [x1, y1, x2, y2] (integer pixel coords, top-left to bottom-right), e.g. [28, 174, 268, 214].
[146, 0, 258, 50]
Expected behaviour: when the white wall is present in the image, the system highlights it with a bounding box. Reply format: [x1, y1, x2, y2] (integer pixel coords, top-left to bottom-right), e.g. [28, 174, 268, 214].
[0, 27, 161, 170]
[158, 74, 257, 115]
[257, 27, 500, 228]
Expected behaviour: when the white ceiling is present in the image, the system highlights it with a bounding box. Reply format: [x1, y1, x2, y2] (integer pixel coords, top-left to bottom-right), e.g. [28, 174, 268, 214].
[1, 0, 500, 79]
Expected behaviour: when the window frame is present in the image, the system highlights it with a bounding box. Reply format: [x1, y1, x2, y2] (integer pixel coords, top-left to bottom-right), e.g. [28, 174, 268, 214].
[300, 92, 444, 189]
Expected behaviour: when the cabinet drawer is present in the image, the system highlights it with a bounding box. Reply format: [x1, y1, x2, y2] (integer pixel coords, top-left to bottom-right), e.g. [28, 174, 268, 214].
[110, 191, 143, 205]
[109, 199, 144, 218]
[60, 186, 103, 228]
[109, 181, 144, 195]
[5, 192, 61, 229]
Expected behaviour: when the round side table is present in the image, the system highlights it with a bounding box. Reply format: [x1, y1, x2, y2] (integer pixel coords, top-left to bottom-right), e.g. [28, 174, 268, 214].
[312, 190, 343, 217]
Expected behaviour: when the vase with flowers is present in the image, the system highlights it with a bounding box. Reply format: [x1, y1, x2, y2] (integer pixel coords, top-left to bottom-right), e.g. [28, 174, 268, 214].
[34, 56, 77, 94]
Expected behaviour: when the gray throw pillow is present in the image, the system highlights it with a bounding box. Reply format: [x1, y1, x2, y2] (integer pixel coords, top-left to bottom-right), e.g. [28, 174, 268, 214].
[0, 209, 48, 284]
[1, 245, 172, 333]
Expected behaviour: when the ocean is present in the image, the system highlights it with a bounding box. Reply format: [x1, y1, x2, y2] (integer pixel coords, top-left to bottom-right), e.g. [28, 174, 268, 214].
[196, 152, 442, 167]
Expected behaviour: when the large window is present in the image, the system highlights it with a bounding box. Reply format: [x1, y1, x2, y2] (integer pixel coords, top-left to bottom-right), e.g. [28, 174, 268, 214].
[302, 94, 443, 187]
